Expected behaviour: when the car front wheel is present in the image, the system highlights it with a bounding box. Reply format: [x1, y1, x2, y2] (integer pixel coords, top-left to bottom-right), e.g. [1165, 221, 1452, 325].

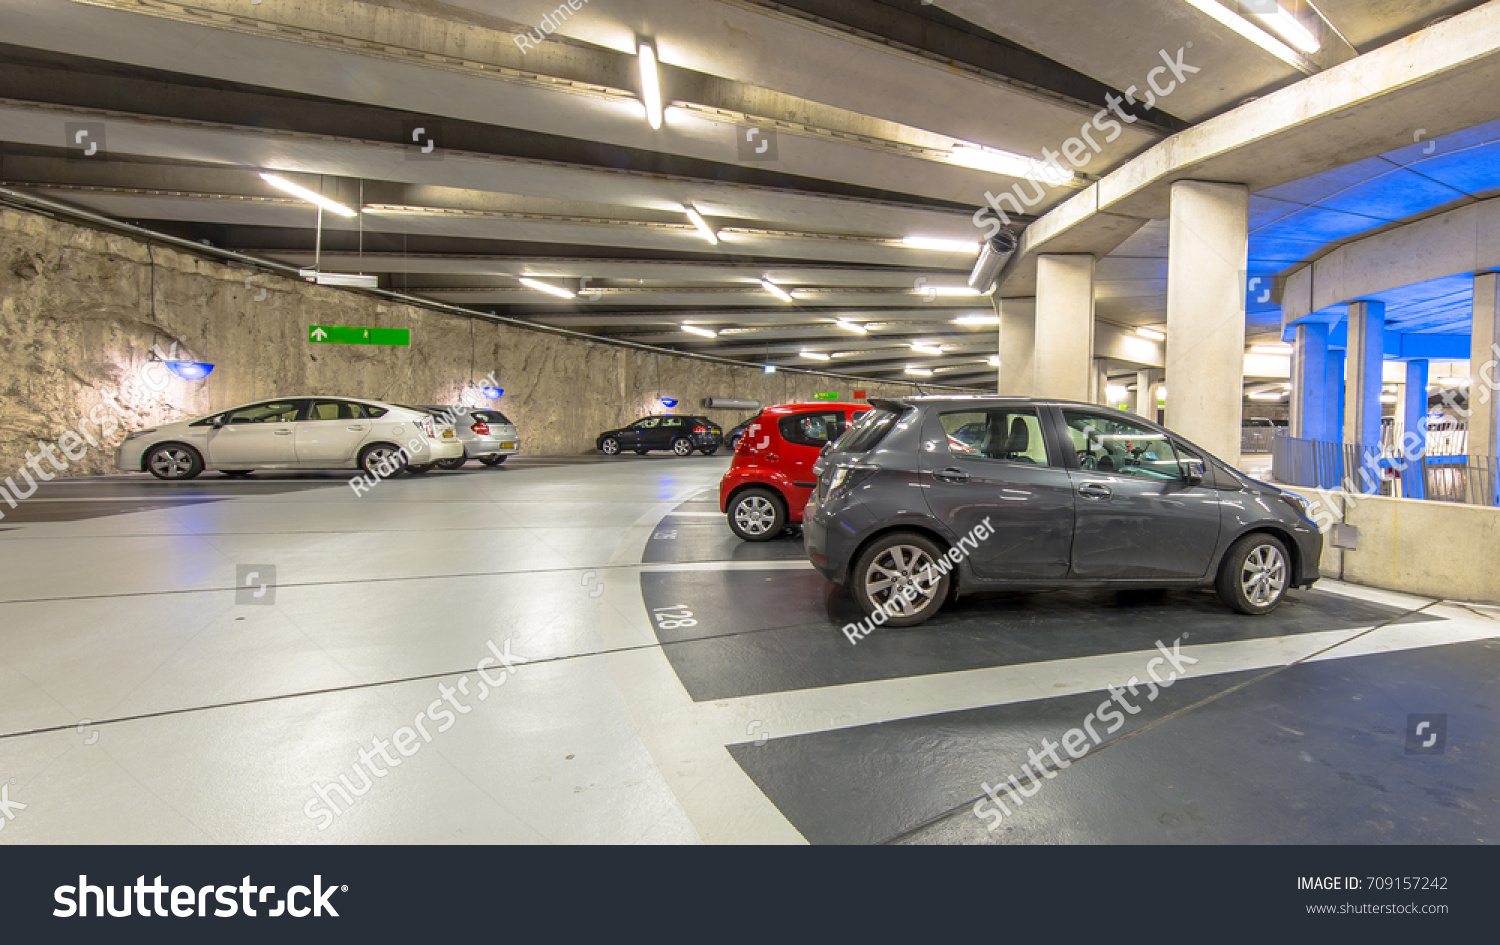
[1216, 533, 1291, 615]
[145, 444, 204, 481]
[728, 488, 785, 542]
[671, 437, 694, 456]
[600, 437, 620, 456]
[851, 532, 952, 628]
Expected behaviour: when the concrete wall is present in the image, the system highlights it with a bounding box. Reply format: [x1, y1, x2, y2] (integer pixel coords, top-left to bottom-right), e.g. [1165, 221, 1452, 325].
[1285, 486, 1500, 604]
[0, 205, 937, 475]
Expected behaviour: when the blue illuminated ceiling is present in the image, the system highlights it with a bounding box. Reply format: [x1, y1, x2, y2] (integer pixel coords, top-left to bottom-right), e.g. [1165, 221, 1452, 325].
[1246, 118, 1500, 336]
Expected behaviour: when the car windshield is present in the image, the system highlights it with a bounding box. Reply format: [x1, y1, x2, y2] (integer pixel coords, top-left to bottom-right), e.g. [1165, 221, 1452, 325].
[834, 405, 901, 453]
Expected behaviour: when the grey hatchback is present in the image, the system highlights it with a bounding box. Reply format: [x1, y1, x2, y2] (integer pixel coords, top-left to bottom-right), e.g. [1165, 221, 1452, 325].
[803, 397, 1323, 626]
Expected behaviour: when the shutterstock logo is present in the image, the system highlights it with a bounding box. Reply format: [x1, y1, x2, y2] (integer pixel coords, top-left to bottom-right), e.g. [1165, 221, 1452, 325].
[54, 875, 346, 918]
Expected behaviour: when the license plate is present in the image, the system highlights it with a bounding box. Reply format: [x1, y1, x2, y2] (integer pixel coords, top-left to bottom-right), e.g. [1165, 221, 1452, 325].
[442, 430, 455, 438]
[500, 442, 517, 449]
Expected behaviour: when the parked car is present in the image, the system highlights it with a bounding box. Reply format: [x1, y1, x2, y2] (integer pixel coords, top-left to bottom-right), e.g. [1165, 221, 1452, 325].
[804, 397, 1323, 625]
[411, 405, 521, 468]
[720, 403, 870, 540]
[1241, 416, 1285, 453]
[116, 397, 463, 480]
[726, 416, 757, 452]
[597, 415, 723, 456]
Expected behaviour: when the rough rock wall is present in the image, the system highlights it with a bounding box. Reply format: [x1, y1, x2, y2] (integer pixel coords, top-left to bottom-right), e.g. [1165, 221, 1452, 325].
[0, 205, 953, 475]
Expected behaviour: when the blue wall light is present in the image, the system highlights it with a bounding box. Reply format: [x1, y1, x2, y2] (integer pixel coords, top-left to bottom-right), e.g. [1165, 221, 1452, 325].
[660, 397, 679, 408]
[481, 386, 504, 399]
[165, 361, 214, 380]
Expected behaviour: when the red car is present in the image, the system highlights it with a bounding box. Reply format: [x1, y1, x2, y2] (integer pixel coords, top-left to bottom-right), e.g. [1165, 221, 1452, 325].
[719, 402, 871, 541]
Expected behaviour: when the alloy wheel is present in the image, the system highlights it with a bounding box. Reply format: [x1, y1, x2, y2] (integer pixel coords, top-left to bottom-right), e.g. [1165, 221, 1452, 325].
[1241, 544, 1287, 607]
[733, 496, 777, 536]
[149, 448, 195, 479]
[864, 544, 943, 617]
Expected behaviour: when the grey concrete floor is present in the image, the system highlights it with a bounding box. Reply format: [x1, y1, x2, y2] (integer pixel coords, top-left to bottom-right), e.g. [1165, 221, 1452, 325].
[0, 455, 1494, 844]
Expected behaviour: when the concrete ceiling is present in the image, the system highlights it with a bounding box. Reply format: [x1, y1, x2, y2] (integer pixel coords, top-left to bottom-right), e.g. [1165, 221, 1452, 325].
[0, 0, 1480, 384]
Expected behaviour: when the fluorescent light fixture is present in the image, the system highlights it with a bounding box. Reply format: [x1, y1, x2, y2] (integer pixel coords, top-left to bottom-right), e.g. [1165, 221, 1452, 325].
[763, 364, 777, 374]
[987, 355, 1002, 367]
[1381, 393, 1399, 404]
[910, 343, 945, 356]
[760, 279, 794, 303]
[1157, 386, 1168, 401]
[518, 277, 576, 299]
[1260, 5, 1321, 53]
[299, 268, 379, 289]
[953, 313, 1000, 326]
[920, 285, 984, 297]
[1107, 385, 1129, 402]
[637, 42, 663, 130]
[799, 350, 830, 361]
[680, 324, 717, 338]
[1136, 326, 1166, 341]
[1179, 0, 1307, 69]
[259, 173, 357, 217]
[901, 236, 981, 255]
[835, 319, 868, 334]
[682, 204, 718, 244]
[1251, 344, 1293, 354]
[948, 145, 1053, 181]
[1249, 391, 1288, 402]
[904, 366, 934, 377]
[164, 361, 214, 381]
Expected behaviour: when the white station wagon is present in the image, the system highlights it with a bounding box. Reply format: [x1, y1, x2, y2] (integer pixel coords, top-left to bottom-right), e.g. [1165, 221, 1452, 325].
[116, 396, 463, 480]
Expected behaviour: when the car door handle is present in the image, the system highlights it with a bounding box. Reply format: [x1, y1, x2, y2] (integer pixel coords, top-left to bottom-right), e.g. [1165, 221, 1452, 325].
[1078, 482, 1112, 498]
[273, 429, 293, 436]
[346, 426, 367, 432]
[932, 467, 970, 483]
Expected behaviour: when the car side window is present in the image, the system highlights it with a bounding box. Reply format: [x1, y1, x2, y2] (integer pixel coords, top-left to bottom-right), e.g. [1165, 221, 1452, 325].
[1063, 410, 1184, 481]
[660, 418, 684, 429]
[363, 405, 388, 419]
[307, 401, 359, 421]
[632, 418, 660, 430]
[225, 401, 300, 424]
[939, 409, 1050, 465]
[778, 411, 844, 447]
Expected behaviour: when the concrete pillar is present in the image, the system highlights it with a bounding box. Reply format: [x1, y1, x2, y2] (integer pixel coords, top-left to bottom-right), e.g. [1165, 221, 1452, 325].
[1136, 369, 1164, 421]
[1033, 255, 1095, 401]
[1165, 180, 1249, 465]
[1404, 359, 1430, 499]
[1290, 322, 1329, 440]
[1093, 360, 1111, 405]
[1472, 273, 1500, 460]
[997, 298, 1037, 396]
[1344, 300, 1386, 454]
[1325, 347, 1345, 444]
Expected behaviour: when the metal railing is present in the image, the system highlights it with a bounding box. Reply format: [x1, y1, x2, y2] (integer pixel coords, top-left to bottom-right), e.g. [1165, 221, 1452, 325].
[1271, 434, 1497, 507]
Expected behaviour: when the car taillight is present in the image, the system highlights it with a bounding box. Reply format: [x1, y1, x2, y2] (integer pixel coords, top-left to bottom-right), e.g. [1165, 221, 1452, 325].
[693, 425, 706, 433]
[471, 422, 490, 435]
[416, 416, 435, 437]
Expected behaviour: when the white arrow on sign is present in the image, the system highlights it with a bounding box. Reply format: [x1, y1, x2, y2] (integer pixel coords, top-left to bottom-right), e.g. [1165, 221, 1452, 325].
[310, 327, 328, 341]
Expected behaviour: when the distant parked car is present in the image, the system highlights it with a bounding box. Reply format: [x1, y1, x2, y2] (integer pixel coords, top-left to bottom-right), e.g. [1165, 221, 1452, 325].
[726, 417, 756, 452]
[1241, 416, 1285, 453]
[117, 397, 463, 480]
[411, 405, 521, 468]
[597, 415, 723, 456]
[719, 402, 870, 540]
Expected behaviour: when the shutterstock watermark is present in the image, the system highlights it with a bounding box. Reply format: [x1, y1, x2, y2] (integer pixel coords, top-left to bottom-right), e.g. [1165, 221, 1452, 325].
[973, 45, 1200, 238]
[0, 779, 25, 833]
[843, 517, 995, 645]
[972, 636, 1198, 830]
[304, 637, 528, 830]
[513, 0, 589, 54]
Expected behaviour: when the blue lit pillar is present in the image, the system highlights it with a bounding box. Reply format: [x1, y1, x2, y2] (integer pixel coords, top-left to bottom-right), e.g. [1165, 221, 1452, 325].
[1291, 322, 1329, 440]
[1403, 359, 1429, 499]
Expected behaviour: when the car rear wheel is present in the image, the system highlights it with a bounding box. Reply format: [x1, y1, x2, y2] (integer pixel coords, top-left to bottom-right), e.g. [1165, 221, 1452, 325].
[478, 455, 508, 466]
[699, 445, 720, 456]
[359, 444, 407, 477]
[600, 437, 620, 456]
[727, 488, 785, 542]
[671, 437, 694, 456]
[1216, 533, 1291, 615]
[436, 457, 467, 470]
[851, 532, 951, 628]
[145, 444, 203, 481]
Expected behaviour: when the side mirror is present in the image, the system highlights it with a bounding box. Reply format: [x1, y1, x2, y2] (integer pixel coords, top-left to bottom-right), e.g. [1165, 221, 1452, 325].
[1181, 458, 1206, 485]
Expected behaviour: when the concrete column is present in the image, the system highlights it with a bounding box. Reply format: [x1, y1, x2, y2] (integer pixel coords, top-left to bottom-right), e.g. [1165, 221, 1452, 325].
[1165, 180, 1250, 465]
[1093, 360, 1111, 405]
[1033, 255, 1095, 401]
[1344, 300, 1386, 454]
[1325, 348, 1345, 444]
[1290, 322, 1329, 440]
[1136, 369, 1164, 421]
[996, 298, 1037, 396]
[1472, 273, 1500, 460]
[1404, 358, 1430, 499]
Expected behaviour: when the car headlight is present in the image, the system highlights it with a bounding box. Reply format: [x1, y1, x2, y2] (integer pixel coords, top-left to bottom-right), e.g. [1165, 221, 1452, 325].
[124, 429, 158, 441]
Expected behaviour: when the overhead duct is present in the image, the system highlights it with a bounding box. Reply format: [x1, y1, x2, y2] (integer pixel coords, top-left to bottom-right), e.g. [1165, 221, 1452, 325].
[968, 231, 1019, 294]
[702, 397, 761, 410]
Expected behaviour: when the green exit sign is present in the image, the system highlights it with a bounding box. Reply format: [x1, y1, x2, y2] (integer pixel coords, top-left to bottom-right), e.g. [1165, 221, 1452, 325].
[308, 325, 410, 346]
[812, 392, 840, 400]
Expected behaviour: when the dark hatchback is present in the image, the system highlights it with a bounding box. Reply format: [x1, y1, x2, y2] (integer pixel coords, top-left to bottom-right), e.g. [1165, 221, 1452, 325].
[803, 396, 1323, 626]
[597, 415, 723, 456]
